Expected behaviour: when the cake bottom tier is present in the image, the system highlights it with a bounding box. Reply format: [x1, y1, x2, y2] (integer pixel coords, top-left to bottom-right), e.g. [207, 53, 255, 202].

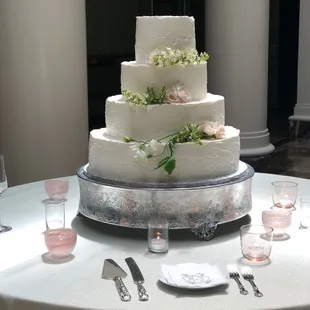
[88, 128, 240, 182]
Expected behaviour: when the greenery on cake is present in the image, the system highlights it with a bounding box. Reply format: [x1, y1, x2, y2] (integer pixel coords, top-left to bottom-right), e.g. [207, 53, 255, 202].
[122, 86, 167, 106]
[149, 48, 209, 67]
[124, 121, 226, 175]
[122, 84, 191, 106]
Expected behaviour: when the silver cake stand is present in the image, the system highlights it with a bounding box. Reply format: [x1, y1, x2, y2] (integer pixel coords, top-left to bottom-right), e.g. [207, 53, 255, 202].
[77, 161, 254, 240]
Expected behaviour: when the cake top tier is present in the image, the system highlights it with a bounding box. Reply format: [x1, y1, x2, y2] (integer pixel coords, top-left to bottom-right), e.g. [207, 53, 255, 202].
[135, 16, 196, 64]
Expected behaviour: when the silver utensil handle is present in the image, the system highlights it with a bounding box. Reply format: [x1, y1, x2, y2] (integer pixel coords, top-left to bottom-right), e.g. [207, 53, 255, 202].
[115, 277, 131, 301]
[232, 278, 248, 295]
[137, 283, 149, 301]
[249, 279, 263, 297]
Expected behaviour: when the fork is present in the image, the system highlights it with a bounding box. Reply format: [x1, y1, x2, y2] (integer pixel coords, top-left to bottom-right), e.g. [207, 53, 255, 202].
[241, 266, 263, 297]
[227, 264, 248, 295]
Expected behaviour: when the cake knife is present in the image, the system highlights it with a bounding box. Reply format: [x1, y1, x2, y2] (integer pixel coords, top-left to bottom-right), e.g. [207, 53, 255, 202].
[102, 259, 131, 301]
[125, 257, 149, 301]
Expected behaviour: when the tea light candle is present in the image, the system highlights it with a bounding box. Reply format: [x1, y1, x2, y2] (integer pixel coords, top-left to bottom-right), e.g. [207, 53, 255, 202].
[148, 219, 169, 253]
[150, 232, 167, 251]
[272, 181, 298, 209]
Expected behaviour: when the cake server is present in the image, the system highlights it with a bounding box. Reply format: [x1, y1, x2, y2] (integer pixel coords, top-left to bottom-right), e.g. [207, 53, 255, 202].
[102, 259, 131, 301]
[125, 257, 149, 301]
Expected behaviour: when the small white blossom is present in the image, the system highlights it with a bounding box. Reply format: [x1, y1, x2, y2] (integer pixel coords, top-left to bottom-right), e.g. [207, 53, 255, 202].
[130, 144, 147, 161]
[135, 149, 147, 161]
[215, 126, 226, 139]
[164, 84, 191, 104]
[145, 139, 162, 156]
[148, 48, 209, 67]
[198, 122, 226, 139]
[198, 122, 219, 136]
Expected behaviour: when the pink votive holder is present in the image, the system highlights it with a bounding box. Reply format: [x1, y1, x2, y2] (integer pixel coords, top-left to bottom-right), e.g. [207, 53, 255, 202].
[240, 225, 273, 263]
[44, 228, 77, 258]
[262, 209, 292, 238]
[45, 180, 69, 200]
[272, 181, 298, 209]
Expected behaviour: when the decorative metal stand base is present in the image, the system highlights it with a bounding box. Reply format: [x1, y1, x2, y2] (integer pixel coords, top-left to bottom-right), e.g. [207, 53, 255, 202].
[191, 222, 218, 241]
[77, 161, 254, 240]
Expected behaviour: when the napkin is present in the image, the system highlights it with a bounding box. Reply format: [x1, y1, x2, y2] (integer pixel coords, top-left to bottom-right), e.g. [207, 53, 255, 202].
[159, 263, 229, 289]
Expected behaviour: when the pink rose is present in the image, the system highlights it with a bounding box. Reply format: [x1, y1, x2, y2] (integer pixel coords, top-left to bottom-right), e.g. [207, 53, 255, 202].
[164, 85, 191, 104]
[198, 122, 218, 136]
[215, 126, 226, 139]
[165, 92, 181, 104]
[198, 122, 226, 139]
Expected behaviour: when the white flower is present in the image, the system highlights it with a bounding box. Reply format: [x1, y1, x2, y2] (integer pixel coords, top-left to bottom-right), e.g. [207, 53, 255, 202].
[198, 122, 226, 139]
[135, 149, 147, 161]
[144, 139, 163, 157]
[146, 139, 159, 154]
[148, 48, 209, 67]
[164, 84, 191, 104]
[198, 122, 219, 136]
[215, 126, 226, 139]
[130, 144, 147, 161]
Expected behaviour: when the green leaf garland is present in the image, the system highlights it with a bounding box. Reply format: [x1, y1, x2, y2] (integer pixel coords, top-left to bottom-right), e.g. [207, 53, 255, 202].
[125, 122, 218, 175]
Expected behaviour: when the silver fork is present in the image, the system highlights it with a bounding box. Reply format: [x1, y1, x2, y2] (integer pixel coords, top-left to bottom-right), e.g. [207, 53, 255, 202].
[227, 264, 248, 295]
[241, 266, 263, 297]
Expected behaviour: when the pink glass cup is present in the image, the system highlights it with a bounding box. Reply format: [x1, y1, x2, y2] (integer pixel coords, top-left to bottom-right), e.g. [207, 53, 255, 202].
[45, 180, 69, 200]
[262, 210, 292, 237]
[240, 225, 273, 262]
[44, 228, 77, 258]
[272, 181, 298, 209]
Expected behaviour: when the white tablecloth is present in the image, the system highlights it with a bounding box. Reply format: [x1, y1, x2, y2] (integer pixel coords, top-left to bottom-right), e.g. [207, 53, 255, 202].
[0, 173, 309, 310]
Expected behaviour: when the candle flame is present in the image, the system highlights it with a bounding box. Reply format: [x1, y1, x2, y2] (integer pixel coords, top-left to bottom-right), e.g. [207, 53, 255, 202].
[156, 231, 161, 239]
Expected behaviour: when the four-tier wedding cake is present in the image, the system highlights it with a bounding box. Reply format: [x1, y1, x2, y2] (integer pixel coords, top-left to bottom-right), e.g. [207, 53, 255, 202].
[88, 16, 240, 183]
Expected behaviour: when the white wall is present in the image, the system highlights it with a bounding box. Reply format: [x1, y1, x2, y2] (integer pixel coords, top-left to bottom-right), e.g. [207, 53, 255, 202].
[0, 0, 89, 185]
[289, 0, 310, 120]
[205, 0, 274, 157]
[297, 0, 310, 104]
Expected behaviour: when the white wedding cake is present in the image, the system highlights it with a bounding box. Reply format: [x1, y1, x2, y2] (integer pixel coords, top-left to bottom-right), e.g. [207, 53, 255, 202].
[88, 16, 240, 183]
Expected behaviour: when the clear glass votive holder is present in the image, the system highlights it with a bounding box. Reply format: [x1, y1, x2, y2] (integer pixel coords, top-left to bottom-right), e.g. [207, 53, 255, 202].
[44, 199, 65, 230]
[148, 219, 169, 253]
[272, 181, 298, 209]
[262, 209, 292, 238]
[240, 225, 273, 262]
[300, 198, 310, 229]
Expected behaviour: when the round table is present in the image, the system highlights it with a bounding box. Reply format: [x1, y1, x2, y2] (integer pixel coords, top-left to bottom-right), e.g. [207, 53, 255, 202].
[0, 173, 309, 310]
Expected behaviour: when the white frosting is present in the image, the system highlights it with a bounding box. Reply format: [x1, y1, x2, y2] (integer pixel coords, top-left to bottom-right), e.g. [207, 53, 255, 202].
[88, 127, 240, 183]
[135, 16, 196, 63]
[105, 94, 225, 140]
[121, 61, 207, 100]
[87, 15, 241, 184]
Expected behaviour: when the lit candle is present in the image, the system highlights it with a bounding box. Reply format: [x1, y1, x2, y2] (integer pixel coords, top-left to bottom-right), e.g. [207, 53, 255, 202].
[150, 232, 167, 252]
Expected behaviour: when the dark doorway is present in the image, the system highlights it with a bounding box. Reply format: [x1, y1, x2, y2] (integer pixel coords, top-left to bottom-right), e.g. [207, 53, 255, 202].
[86, 0, 300, 141]
[268, 0, 300, 142]
[86, 0, 205, 131]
